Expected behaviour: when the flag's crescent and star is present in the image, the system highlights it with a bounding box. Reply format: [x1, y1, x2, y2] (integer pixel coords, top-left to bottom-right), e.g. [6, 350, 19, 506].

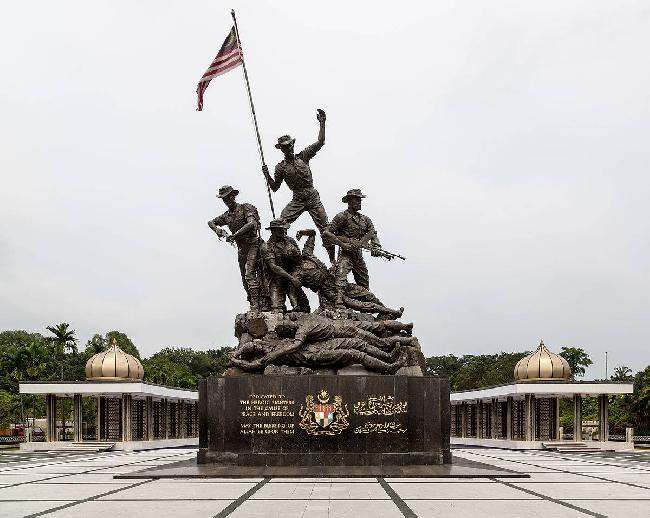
[196, 27, 242, 111]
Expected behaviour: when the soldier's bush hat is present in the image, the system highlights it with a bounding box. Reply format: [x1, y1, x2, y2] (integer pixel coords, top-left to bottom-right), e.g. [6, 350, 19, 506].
[342, 189, 366, 203]
[265, 218, 290, 230]
[275, 135, 296, 149]
[217, 185, 239, 198]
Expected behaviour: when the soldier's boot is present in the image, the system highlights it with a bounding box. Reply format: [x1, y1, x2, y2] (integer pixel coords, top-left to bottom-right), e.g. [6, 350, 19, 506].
[334, 291, 347, 311]
[325, 245, 336, 264]
[358, 353, 394, 374]
[376, 306, 404, 320]
[382, 321, 413, 335]
[248, 286, 261, 312]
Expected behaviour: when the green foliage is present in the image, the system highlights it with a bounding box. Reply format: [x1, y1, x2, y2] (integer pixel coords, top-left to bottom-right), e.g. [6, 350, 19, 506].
[0, 391, 22, 427]
[426, 351, 529, 391]
[558, 346, 593, 379]
[85, 331, 141, 359]
[611, 365, 634, 382]
[143, 347, 233, 389]
[631, 365, 650, 434]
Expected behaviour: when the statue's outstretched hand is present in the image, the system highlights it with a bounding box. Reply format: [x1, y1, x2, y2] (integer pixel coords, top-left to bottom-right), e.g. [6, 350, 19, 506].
[316, 108, 326, 123]
[296, 229, 316, 240]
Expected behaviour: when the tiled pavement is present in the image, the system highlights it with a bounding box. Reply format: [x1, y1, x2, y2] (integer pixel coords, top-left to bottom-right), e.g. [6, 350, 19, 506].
[0, 447, 649, 517]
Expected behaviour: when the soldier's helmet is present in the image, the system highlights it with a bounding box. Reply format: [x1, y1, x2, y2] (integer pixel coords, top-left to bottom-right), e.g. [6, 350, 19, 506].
[217, 185, 239, 198]
[265, 219, 290, 231]
[275, 135, 296, 149]
[342, 189, 366, 203]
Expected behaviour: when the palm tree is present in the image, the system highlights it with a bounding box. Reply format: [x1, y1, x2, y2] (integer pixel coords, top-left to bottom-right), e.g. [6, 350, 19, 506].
[46, 323, 78, 380]
[611, 366, 633, 381]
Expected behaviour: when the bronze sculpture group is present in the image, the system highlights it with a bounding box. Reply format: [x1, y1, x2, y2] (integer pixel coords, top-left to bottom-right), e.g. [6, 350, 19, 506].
[208, 110, 421, 376]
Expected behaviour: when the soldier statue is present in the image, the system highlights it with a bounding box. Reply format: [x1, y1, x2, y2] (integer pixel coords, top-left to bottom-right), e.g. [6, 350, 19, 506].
[291, 229, 403, 318]
[262, 109, 336, 263]
[260, 219, 310, 313]
[208, 186, 263, 311]
[230, 313, 406, 374]
[323, 189, 381, 309]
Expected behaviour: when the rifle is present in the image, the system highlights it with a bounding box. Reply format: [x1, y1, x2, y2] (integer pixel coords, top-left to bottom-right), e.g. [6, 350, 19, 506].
[209, 223, 236, 247]
[337, 233, 406, 261]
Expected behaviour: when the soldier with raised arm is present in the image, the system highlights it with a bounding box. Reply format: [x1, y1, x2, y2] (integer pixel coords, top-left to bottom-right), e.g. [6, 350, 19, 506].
[208, 185, 262, 311]
[262, 109, 336, 263]
[323, 189, 381, 309]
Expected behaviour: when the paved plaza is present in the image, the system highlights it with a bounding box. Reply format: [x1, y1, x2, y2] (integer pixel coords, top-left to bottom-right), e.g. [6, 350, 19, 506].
[0, 447, 649, 517]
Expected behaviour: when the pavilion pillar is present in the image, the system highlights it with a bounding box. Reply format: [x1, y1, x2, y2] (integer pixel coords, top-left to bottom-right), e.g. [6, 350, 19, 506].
[163, 399, 169, 439]
[554, 397, 561, 440]
[476, 402, 482, 438]
[97, 397, 104, 441]
[122, 394, 132, 443]
[179, 401, 186, 439]
[524, 394, 534, 441]
[573, 394, 582, 442]
[506, 397, 513, 440]
[46, 394, 57, 442]
[73, 394, 83, 442]
[460, 403, 467, 438]
[146, 397, 153, 441]
[598, 394, 609, 442]
[491, 398, 498, 439]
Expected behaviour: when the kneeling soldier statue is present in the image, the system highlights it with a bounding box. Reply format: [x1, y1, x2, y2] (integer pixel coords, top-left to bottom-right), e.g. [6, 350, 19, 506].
[260, 219, 310, 313]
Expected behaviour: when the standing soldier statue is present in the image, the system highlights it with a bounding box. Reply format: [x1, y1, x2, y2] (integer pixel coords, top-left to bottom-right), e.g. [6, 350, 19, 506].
[324, 189, 382, 309]
[262, 109, 336, 263]
[208, 186, 263, 311]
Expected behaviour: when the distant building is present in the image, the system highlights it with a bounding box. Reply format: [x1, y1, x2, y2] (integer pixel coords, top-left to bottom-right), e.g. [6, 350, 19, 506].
[449, 341, 634, 450]
[19, 340, 198, 452]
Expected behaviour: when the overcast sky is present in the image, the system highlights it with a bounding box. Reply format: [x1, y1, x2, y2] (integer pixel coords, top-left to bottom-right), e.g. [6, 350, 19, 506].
[1, 1, 649, 378]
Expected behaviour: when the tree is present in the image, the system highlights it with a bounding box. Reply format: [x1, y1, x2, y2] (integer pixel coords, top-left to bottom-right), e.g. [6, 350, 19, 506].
[46, 323, 78, 380]
[426, 351, 529, 391]
[631, 365, 650, 434]
[84, 331, 141, 359]
[558, 347, 593, 379]
[611, 366, 633, 382]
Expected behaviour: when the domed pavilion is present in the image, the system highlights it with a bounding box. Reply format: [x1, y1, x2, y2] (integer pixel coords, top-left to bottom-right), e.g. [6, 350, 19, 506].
[449, 340, 634, 450]
[18, 338, 198, 452]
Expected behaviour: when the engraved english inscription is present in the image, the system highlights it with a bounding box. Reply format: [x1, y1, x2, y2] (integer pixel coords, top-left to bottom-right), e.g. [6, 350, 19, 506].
[239, 393, 296, 435]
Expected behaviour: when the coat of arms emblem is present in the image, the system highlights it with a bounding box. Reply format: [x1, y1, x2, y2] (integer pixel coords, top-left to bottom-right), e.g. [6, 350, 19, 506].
[299, 389, 349, 435]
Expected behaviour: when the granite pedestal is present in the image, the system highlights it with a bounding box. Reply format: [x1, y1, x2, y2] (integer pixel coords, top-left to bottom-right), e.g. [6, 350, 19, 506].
[198, 375, 450, 469]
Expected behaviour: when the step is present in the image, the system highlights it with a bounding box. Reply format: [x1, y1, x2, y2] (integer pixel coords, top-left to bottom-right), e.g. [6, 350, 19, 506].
[48, 442, 115, 453]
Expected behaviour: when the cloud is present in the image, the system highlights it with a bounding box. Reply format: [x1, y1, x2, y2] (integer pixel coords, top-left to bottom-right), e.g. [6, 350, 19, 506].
[1, 1, 649, 378]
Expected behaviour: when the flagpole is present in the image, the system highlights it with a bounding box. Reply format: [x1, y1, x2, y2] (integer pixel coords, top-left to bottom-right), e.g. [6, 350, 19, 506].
[231, 9, 276, 219]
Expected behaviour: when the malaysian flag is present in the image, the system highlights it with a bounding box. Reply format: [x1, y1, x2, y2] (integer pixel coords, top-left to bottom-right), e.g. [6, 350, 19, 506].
[196, 27, 242, 111]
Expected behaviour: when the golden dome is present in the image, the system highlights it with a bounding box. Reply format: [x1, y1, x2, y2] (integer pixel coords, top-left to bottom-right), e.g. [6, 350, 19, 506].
[85, 339, 144, 380]
[514, 340, 571, 381]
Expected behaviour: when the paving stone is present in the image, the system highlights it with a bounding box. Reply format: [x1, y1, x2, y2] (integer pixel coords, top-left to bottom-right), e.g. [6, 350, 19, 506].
[0, 500, 76, 518]
[513, 481, 650, 499]
[43, 499, 233, 518]
[561, 499, 650, 518]
[252, 482, 389, 500]
[391, 480, 539, 499]
[232, 499, 402, 518]
[406, 499, 585, 517]
[0, 482, 133, 501]
[99, 480, 255, 500]
[0, 473, 58, 483]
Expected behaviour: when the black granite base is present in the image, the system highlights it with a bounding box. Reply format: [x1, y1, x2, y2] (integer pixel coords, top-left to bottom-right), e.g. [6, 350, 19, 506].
[116, 456, 529, 478]
[198, 375, 450, 467]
